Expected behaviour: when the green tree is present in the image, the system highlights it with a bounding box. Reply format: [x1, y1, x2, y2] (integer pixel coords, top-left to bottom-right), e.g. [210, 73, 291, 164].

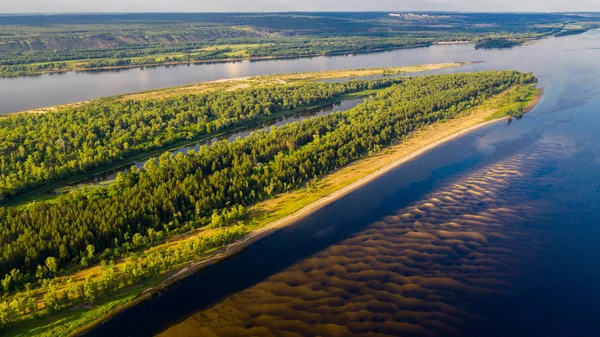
[45, 257, 58, 275]
[86, 244, 95, 259]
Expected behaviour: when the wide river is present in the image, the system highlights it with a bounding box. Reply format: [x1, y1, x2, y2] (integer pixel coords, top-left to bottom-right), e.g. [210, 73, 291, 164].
[39, 31, 599, 337]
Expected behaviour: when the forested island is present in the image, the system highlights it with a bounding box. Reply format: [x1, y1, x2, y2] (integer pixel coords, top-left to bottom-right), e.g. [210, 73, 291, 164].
[0, 68, 540, 336]
[0, 78, 402, 201]
[0, 12, 597, 76]
[0, 63, 462, 203]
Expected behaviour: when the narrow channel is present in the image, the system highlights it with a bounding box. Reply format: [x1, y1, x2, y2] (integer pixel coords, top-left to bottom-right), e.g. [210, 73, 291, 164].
[53, 96, 369, 194]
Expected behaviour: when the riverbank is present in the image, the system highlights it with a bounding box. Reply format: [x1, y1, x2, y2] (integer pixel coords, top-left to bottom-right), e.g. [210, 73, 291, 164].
[10, 63, 467, 113]
[114, 62, 471, 101]
[525, 88, 544, 112]
[69, 84, 542, 337]
[0, 44, 435, 79]
[2, 24, 591, 79]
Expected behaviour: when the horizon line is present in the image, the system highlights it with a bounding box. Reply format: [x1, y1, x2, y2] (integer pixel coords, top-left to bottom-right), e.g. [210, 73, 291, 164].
[1, 10, 599, 16]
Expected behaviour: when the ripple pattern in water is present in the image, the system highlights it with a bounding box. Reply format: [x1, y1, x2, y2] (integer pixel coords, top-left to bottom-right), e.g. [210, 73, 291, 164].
[157, 145, 562, 337]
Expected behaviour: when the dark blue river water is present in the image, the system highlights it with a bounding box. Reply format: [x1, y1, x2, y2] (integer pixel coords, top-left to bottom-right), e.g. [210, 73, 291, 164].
[71, 30, 600, 337]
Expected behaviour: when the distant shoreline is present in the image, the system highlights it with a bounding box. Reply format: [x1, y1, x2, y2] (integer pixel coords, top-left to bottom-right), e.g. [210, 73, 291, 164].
[0, 44, 435, 79]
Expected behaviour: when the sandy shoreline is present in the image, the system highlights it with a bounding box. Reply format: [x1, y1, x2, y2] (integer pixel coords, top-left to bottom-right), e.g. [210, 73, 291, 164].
[8, 77, 252, 115]
[179, 116, 509, 273]
[71, 112, 513, 336]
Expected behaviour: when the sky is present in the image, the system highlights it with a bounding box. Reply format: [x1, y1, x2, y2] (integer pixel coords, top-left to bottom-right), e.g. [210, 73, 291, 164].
[1, 0, 599, 13]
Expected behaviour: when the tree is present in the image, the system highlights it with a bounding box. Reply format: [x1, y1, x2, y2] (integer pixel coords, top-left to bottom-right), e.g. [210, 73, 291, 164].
[84, 277, 99, 303]
[86, 244, 95, 259]
[59, 244, 69, 260]
[45, 257, 58, 275]
[43, 287, 60, 313]
[0, 301, 17, 326]
[1, 275, 11, 293]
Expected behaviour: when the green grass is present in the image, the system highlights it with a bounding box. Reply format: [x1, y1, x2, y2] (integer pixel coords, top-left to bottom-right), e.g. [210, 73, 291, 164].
[3, 281, 154, 337]
[485, 84, 540, 121]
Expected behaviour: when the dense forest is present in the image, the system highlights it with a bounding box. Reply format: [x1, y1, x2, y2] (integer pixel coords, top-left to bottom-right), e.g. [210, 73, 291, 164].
[0, 71, 536, 297]
[0, 78, 405, 201]
[475, 37, 525, 49]
[0, 12, 597, 76]
[245, 37, 430, 58]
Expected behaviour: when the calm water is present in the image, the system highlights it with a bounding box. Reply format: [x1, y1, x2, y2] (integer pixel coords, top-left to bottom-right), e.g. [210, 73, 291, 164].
[73, 31, 600, 337]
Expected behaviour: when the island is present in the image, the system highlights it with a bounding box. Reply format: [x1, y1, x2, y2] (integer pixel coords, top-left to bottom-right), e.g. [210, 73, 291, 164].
[0, 64, 542, 337]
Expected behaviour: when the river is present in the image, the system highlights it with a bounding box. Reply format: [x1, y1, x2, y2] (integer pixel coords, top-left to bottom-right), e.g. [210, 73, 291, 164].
[65, 30, 600, 337]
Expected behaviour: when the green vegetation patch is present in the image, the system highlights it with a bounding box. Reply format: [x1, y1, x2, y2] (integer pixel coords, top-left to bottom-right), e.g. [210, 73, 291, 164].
[485, 84, 540, 120]
[5, 283, 144, 337]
